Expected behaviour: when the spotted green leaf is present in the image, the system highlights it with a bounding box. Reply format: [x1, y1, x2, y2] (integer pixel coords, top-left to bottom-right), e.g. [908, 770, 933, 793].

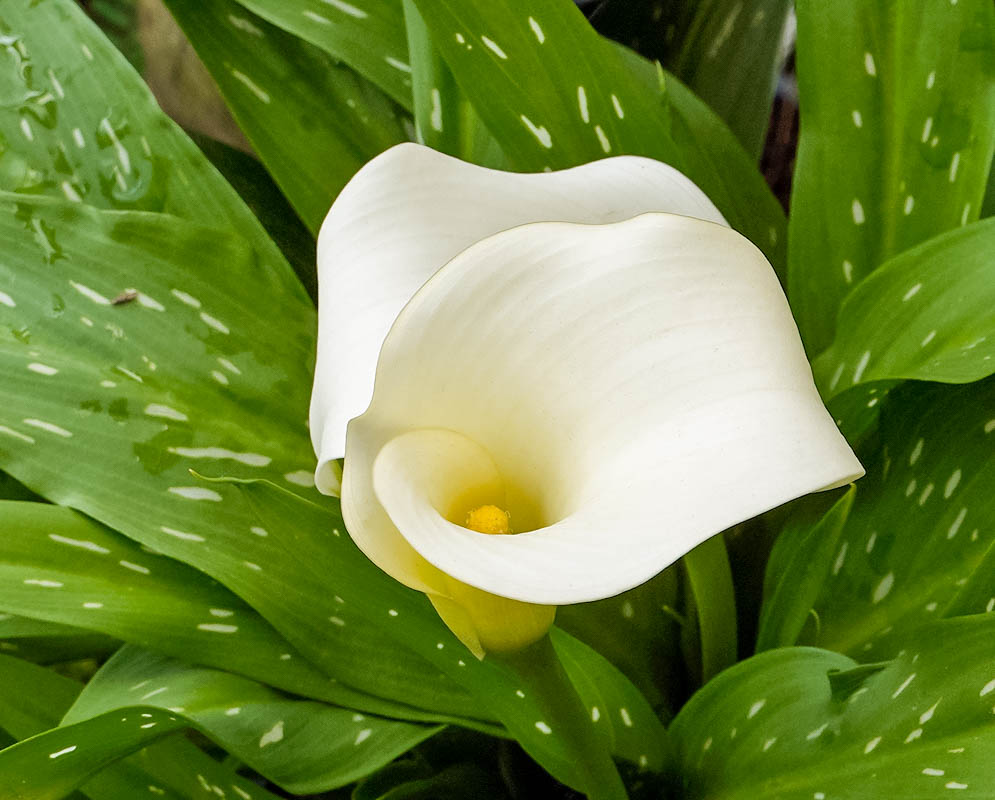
[163, 0, 409, 234]
[789, 0, 995, 354]
[0, 195, 486, 722]
[771, 379, 995, 660]
[0, 652, 285, 800]
[0, 704, 185, 799]
[756, 489, 855, 651]
[231, 0, 413, 110]
[230, 479, 668, 794]
[813, 220, 995, 397]
[673, 615, 995, 799]
[557, 568, 682, 717]
[409, 0, 679, 169]
[669, 0, 793, 159]
[0, 0, 285, 266]
[410, 0, 786, 281]
[0, 500, 411, 716]
[64, 646, 440, 794]
[401, 0, 506, 168]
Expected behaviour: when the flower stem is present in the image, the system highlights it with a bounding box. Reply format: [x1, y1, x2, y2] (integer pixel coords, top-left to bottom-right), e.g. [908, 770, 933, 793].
[683, 534, 738, 683]
[494, 635, 628, 800]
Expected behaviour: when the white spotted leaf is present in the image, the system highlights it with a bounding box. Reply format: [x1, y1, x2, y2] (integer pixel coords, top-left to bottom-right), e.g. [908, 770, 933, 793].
[162, 0, 409, 233]
[673, 615, 995, 799]
[764, 379, 995, 660]
[62, 646, 440, 795]
[756, 489, 855, 652]
[0, 0, 288, 267]
[668, 0, 793, 159]
[401, 0, 506, 168]
[0, 703, 185, 799]
[0, 196, 487, 722]
[409, 0, 787, 275]
[789, 0, 995, 354]
[0, 500, 432, 719]
[0, 652, 285, 800]
[230, 478, 670, 793]
[229, 0, 413, 110]
[813, 219, 995, 398]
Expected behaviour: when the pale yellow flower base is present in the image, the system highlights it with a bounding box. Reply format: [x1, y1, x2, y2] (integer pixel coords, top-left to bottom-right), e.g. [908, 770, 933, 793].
[428, 504, 556, 659]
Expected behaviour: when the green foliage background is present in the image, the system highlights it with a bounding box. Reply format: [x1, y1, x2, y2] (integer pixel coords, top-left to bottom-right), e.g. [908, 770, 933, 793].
[0, 0, 992, 798]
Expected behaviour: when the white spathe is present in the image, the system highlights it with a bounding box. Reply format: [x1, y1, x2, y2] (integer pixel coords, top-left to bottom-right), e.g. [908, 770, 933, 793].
[311, 143, 863, 613]
[310, 143, 727, 493]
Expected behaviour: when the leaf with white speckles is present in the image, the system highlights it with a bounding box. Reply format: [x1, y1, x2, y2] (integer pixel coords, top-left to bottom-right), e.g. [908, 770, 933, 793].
[230, 0, 414, 110]
[0, 0, 288, 268]
[814, 220, 995, 397]
[0, 500, 411, 715]
[0, 703, 185, 798]
[401, 0, 506, 168]
[557, 567, 683, 716]
[63, 646, 440, 794]
[757, 488, 855, 652]
[767, 379, 995, 660]
[668, 0, 793, 160]
[673, 616, 995, 799]
[789, 0, 995, 354]
[0, 652, 285, 800]
[163, 0, 409, 233]
[231, 479, 668, 793]
[410, 0, 787, 276]
[0, 195, 491, 725]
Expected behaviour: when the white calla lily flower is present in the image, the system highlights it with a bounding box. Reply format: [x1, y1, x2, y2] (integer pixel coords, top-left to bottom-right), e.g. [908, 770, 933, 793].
[310, 143, 863, 658]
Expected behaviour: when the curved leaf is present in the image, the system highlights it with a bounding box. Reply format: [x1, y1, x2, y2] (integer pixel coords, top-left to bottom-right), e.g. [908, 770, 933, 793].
[814, 220, 995, 397]
[789, 0, 995, 354]
[163, 0, 409, 233]
[0, 0, 289, 267]
[786, 379, 995, 659]
[673, 616, 995, 799]
[65, 647, 440, 794]
[0, 653, 284, 800]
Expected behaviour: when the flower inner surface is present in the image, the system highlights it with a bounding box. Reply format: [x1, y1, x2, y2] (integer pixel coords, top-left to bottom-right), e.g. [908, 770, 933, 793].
[464, 504, 512, 535]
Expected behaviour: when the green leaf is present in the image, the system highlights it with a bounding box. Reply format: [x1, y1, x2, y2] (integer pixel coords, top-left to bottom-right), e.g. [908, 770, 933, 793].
[409, 0, 680, 169]
[611, 45, 788, 280]
[231, 0, 413, 110]
[85, 0, 143, 72]
[672, 615, 995, 799]
[0, 612, 118, 666]
[557, 568, 683, 717]
[189, 133, 318, 302]
[669, 0, 793, 159]
[163, 0, 409, 234]
[0, 653, 286, 800]
[230, 479, 667, 794]
[409, 0, 786, 275]
[788, 379, 995, 659]
[682, 536, 738, 684]
[0, 705, 186, 799]
[756, 489, 855, 651]
[552, 630, 674, 775]
[401, 0, 506, 168]
[813, 220, 995, 397]
[0, 195, 486, 724]
[0, 500, 399, 712]
[64, 646, 440, 794]
[0, 0, 288, 266]
[789, 0, 995, 354]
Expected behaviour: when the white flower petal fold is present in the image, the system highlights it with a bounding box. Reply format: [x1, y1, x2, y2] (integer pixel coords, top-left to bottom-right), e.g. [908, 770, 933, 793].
[310, 143, 727, 494]
[341, 213, 864, 606]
